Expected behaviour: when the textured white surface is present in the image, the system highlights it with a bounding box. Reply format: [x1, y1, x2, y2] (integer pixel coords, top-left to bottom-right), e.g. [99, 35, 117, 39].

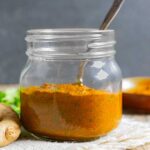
[2, 116, 150, 150]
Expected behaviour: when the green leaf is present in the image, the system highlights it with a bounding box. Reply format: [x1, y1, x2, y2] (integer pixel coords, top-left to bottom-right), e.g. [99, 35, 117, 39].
[0, 88, 20, 114]
[0, 91, 5, 101]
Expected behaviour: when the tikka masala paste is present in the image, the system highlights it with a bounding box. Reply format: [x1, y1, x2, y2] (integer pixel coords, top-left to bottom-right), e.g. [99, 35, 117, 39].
[21, 83, 122, 141]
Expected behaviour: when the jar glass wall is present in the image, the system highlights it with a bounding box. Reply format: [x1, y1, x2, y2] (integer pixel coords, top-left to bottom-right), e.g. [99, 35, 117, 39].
[20, 29, 122, 141]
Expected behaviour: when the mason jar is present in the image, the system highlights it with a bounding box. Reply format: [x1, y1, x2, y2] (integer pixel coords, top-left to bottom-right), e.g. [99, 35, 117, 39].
[20, 29, 122, 141]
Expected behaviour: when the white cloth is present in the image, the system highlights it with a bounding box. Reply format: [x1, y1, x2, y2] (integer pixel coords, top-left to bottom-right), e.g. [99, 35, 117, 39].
[3, 116, 150, 150]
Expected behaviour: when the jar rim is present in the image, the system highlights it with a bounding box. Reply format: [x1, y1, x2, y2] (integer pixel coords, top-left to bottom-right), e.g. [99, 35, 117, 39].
[26, 28, 116, 59]
[27, 28, 114, 34]
[26, 28, 114, 41]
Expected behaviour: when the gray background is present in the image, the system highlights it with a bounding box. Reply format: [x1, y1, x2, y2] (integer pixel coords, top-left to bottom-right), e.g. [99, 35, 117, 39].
[0, 0, 149, 83]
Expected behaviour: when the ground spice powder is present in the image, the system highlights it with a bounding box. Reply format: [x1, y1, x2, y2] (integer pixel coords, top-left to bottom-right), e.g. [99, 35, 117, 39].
[21, 83, 122, 141]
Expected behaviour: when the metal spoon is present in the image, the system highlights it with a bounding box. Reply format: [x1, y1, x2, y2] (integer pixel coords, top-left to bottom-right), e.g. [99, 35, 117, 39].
[76, 0, 125, 85]
[100, 0, 125, 30]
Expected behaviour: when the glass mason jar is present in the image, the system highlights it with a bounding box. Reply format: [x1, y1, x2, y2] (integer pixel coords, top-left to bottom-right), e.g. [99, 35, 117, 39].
[20, 29, 122, 141]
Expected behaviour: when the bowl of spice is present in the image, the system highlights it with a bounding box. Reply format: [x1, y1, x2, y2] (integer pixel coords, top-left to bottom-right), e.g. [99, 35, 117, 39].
[123, 77, 150, 113]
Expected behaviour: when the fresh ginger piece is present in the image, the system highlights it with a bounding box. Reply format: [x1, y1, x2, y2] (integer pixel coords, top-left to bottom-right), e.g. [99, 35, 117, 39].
[0, 104, 21, 147]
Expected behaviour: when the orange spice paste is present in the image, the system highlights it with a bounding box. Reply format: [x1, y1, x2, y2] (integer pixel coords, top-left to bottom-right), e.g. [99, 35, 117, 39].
[21, 83, 122, 141]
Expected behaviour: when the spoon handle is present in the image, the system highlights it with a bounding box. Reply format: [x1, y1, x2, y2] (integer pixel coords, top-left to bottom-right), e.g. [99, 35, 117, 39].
[76, 0, 125, 85]
[100, 0, 125, 30]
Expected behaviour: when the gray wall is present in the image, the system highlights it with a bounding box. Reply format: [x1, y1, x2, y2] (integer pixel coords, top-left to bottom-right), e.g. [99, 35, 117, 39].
[0, 0, 149, 83]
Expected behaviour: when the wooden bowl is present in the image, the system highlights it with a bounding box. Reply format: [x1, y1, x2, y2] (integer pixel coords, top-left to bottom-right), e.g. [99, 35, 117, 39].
[122, 77, 150, 113]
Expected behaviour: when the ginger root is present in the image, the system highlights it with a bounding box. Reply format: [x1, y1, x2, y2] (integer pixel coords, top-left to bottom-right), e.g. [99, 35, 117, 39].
[0, 104, 21, 147]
